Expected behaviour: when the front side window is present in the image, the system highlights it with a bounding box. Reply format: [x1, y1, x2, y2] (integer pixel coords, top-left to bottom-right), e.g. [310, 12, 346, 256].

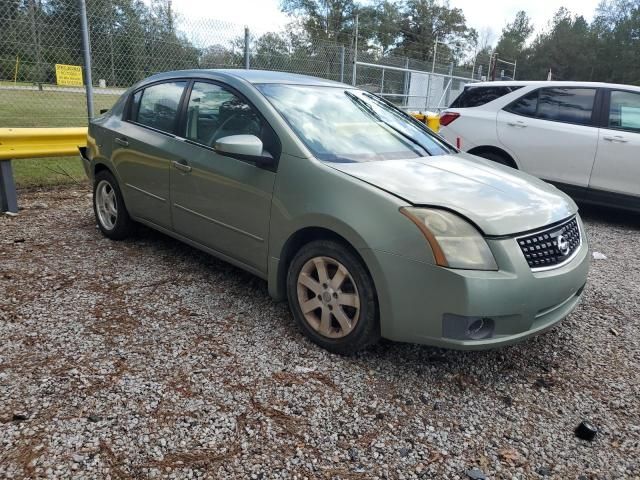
[608, 90, 640, 132]
[505, 87, 596, 126]
[257, 84, 453, 163]
[185, 82, 263, 146]
[134, 81, 186, 133]
[450, 86, 522, 108]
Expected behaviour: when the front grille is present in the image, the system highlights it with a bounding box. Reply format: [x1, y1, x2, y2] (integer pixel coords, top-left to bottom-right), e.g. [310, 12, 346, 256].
[517, 217, 581, 270]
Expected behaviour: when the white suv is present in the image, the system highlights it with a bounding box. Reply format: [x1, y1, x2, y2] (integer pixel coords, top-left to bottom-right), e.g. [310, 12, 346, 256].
[439, 81, 640, 212]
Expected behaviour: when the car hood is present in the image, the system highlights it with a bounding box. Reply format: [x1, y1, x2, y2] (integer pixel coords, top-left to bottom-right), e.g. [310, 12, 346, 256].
[327, 153, 577, 236]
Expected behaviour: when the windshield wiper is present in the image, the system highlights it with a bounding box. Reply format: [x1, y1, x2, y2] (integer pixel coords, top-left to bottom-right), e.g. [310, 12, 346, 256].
[344, 90, 432, 157]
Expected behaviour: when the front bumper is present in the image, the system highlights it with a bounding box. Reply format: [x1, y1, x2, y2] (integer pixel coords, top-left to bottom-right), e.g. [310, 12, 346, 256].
[361, 218, 590, 350]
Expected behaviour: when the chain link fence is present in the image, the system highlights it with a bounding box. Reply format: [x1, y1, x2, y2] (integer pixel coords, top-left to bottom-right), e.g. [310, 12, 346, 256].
[0, 0, 515, 128]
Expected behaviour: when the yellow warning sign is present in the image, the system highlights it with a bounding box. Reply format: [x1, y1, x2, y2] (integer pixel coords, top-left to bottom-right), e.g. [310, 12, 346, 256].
[55, 64, 83, 87]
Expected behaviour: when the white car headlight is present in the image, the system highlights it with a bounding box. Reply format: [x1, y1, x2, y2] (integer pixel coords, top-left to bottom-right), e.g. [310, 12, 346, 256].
[400, 207, 498, 271]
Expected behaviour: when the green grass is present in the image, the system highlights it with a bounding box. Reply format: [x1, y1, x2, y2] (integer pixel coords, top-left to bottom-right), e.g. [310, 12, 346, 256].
[0, 88, 120, 187]
[0, 89, 120, 127]
[11, 157, 87, 187]
[0, 80, 40, 87]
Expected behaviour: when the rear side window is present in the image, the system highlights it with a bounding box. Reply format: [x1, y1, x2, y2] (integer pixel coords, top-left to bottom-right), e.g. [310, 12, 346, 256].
[537, 88, 595, 125]
[450, 86, 522, 108]
[133, 81, 187, 133]
[505, 87, 597, 126]
[505, 90, 538, 116]
[608, 90, 640, 132]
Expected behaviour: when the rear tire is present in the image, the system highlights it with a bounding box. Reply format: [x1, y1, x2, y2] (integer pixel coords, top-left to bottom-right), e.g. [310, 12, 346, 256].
[476, 151, 515, 168]
[93, 170, 134, 240]
[287, 240, 379, 355]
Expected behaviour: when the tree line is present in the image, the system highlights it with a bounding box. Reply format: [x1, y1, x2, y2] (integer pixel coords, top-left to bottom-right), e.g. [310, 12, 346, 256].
[283, 0, 640, 84]
[0, 0, 638, 87]
[1, 0, 199, 87]
[494, 2, 640, 84]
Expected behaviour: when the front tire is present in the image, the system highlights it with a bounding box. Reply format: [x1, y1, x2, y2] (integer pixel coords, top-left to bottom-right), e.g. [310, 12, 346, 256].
[93, 170, 133, 240]
[287, 240, 379, 355]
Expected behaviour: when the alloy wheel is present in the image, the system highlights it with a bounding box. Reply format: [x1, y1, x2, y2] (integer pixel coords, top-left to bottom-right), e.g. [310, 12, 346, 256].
[95, 179, 118, 230]
[296, 256, 361, 339]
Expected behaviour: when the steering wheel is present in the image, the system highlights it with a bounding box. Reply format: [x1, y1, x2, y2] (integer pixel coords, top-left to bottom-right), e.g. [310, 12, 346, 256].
[207, 113, 260, 147]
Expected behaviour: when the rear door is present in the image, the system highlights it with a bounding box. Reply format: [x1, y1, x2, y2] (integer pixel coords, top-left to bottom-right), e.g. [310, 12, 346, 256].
[588, 89, 640, 205]
[169, 80, 278, 273]
[496, 87, 600, 189]
[114, 80, 187, 228]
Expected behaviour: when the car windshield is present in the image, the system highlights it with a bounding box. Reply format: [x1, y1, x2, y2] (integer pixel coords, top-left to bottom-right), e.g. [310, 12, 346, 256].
[256, 84, 453, 162]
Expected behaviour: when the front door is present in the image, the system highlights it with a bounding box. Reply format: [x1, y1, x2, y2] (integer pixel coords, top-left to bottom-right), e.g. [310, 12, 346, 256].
[589, 89, 640, 204]
[170, 81, 278, 273]
[497, 87, 599, 189]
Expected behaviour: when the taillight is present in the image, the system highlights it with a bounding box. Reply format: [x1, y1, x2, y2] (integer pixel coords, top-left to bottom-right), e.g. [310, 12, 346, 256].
[439, 112, 460, 126]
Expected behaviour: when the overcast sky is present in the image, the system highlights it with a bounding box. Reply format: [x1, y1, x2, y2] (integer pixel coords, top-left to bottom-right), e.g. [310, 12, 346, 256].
[175, 0, 602, 42]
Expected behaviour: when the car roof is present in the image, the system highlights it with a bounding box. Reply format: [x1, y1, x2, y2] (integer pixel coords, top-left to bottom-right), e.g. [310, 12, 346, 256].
[140, 69, 347, 88]
[464, 80, 640, 92]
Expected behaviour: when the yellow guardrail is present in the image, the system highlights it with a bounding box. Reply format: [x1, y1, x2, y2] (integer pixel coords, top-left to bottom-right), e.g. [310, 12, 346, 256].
[0, 127, 88, 214]
[0, 118, 441, 214]
[411, 112, 440, 133]
[0, 127, 88, 161]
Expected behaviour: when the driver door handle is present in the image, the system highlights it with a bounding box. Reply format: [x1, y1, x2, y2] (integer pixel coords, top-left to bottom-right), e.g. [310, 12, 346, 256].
[114, 137, 129, 147]
[172, 159, 192, 173]
[603, 135, 628, 143]
[507, 121, 527, 128]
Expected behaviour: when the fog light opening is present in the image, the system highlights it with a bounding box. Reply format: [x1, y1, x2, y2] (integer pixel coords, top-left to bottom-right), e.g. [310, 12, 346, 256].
[466, 317, 494, 340]
[442, 314, 496, 341]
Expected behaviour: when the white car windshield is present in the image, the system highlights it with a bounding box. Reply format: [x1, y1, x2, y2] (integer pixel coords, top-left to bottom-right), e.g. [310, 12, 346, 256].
[257, 84, 453, 162]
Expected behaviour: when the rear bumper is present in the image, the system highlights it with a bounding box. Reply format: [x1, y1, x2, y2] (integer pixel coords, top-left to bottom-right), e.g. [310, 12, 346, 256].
[439, 126, 476, 150]
[361, 218, 590, 350]
[79, 146, 92, 180]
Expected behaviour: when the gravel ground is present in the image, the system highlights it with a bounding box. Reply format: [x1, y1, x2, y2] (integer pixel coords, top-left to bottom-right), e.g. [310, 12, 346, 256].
[1, 185, 639, 480]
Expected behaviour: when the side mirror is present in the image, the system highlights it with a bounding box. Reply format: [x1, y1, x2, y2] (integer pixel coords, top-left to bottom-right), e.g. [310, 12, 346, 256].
[214, 134, 275, 167]
[100, 108, 109, 114]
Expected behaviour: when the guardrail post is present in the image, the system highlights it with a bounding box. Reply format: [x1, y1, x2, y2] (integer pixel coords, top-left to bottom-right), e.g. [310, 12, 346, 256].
[0, 160, 18, 214]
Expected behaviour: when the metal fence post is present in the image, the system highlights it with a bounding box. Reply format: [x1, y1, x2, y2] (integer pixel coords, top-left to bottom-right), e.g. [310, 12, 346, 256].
[403, 57, 409, 107]
[424, 76, 430, 111]
[0, 160, 18, 214]
[28, 0, 43, 91]
[339, 45, 345, 83]
[244, 26, 250, 69]
[513, 60, 517, 80]
[426, 40, 438, 111]
[78, 0, 94, 120]
[351, 14, 358, 86]
[444, 62, 454, 106]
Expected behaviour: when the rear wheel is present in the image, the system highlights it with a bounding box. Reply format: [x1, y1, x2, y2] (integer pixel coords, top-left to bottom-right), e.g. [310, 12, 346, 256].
[93, 170, 134, 240]
[287, 240, 379, 355]
[476, 150, 515, 168]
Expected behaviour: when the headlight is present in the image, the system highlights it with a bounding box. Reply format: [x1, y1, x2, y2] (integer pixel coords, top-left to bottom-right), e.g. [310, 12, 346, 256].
[400, 207, 498, 271]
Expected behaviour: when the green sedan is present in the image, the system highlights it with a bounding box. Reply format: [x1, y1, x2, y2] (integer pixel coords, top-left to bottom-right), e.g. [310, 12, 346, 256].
[81, 69, 590, 354]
